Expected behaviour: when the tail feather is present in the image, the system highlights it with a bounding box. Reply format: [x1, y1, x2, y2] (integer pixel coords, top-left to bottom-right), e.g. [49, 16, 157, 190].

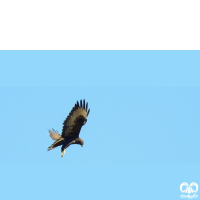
[48, 129, 62, 140]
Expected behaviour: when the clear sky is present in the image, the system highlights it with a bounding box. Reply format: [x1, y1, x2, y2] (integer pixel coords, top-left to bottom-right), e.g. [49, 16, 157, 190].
[0, 51, 200, 200]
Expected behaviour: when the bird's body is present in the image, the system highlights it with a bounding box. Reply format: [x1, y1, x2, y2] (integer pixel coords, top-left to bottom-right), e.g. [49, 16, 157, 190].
[47, 99, 90, 157]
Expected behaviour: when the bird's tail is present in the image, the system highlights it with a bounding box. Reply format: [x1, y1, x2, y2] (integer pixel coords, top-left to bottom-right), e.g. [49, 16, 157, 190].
[47, 137, 65, 151]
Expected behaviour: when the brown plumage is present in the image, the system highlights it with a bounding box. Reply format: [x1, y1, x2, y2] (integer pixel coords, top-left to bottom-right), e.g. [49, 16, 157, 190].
[47, 99, 90, 157]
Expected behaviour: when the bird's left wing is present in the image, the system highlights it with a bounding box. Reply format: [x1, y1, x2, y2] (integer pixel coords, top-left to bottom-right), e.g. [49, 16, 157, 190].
[48, 129, 62, 140]
[62, 99, 90, 137]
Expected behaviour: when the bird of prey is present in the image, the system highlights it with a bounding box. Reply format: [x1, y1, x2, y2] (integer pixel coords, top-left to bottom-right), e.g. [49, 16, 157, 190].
[47, 99, 90, 157]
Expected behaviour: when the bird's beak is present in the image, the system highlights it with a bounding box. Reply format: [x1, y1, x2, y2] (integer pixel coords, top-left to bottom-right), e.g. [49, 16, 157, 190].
[81, 145, 83, 147]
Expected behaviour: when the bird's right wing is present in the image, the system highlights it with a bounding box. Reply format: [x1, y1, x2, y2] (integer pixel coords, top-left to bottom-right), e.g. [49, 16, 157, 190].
[47, 137, 64, 151]
[48, 129, 62, 140]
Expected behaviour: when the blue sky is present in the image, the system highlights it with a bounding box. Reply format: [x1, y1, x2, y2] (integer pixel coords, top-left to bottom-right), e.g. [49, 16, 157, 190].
[0, 51, 200, 200]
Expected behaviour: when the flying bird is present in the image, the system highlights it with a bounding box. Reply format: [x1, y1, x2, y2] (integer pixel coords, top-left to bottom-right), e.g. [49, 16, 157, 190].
[47, 99, 90, 157]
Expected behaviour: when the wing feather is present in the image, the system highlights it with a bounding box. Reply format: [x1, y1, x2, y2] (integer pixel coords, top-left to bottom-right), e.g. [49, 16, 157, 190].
[83, 99, 85, 109]
[47, 137, 64, 151]
[86, 102, 88, 112]
[80, 99, 82, 107]
[61, 99, 90, 137]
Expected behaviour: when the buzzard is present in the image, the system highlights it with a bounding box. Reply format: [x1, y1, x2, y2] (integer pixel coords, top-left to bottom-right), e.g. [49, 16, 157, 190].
[47, 99, 90, 157]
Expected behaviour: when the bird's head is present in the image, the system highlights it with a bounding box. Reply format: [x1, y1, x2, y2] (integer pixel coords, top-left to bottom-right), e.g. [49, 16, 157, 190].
[75, 138, 84, 147]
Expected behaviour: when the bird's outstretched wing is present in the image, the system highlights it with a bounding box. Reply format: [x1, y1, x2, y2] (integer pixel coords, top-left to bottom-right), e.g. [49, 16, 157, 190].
[62, 99, 90, 137]
[49, 129, 62, 140]
[47, 137, 65, 151]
